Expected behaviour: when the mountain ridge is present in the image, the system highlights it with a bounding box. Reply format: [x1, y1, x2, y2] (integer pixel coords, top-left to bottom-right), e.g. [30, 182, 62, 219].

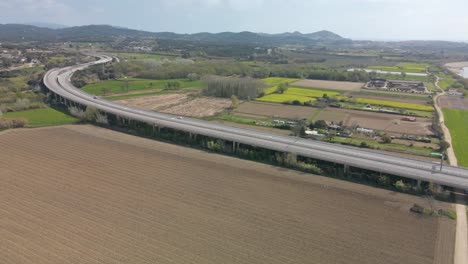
[0, 24, 350, 45]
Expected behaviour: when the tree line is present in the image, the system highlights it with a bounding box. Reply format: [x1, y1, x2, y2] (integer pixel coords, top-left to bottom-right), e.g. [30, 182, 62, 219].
[76, 59, 372, 84]
[202, 76, 265, 99]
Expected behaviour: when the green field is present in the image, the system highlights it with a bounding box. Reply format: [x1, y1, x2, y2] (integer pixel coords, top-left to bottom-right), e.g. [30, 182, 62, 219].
[207, 113, 261, 125]
[369, 63, 429, 73]
[339, 96, 434, 112]
[438, 79, 457, 90]
[82, 78, 204, 95]
[424, 82, 437, 92]
[287, 87, 340, 98]
[442, 109, 468, 167]
[263, 77, 300, 94]
[48, 56, 69, 63]
[257, 86, 334, 104]
[257, 93, 317, 104]
[4, 107, 78, 127]
[356, 90, 429, 100]
[376, 74, 430, 82]
[111, 52, 176, 60]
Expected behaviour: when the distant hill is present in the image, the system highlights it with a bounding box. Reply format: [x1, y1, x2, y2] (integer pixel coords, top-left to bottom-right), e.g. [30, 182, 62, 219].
[0, 24, 351, 45]
[25, 22, 68, 29]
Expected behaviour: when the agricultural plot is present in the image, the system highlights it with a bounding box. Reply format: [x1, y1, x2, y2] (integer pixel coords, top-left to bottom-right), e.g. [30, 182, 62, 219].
[291, 79, 364, 91]
[438, 96, 468, 110]
[438, 79, 457, 90]
[82, 78, 204, 95]
[347, 92, 430, 104]
[0, 125, 454, 264]
[116, 94, 231, 118]
[442, 108, 468, 167]
[263, 77, 300, 94]
[369, 63, 429, 73]
[339, 97, 434, 112]
[3, 107, 78, 127]
[287, 87, 339, 98]
[234, 102, 320, 120]
[257, 87, 336, 104]
[311, 108, 433, 136]
[340, 109, 434, 136]
[256, 93, 317, 104]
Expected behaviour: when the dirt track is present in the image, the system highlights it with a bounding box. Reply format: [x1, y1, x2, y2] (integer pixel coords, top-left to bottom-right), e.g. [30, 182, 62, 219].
[0, 125, 454, 264]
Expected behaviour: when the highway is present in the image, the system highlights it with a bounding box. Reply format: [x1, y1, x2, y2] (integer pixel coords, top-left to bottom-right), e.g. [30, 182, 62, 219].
[43, 54, 468, 190]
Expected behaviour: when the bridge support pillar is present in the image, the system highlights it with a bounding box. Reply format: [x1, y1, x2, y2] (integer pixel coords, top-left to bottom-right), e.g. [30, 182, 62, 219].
[344, 164, 350, 175]
[417, 180, 422, 190]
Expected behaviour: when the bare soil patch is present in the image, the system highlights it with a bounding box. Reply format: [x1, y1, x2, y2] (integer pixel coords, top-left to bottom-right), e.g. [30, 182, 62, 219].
[438, 95, 468, 110]
[116, 94, 231, 118]
[339, 109, 433, 136]
[234, 101, 319, 120]
[314, 108, 434, 136]
[116, 93, 189, 111]
[0, 125, 454, 264]
[162, 97, 232, 118]
[292, 79, 365, 91]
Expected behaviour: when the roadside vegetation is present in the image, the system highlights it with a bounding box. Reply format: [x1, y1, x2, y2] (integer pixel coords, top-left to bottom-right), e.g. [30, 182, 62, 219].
[442, 108, 468, 167]
[3, 107, 78, 127]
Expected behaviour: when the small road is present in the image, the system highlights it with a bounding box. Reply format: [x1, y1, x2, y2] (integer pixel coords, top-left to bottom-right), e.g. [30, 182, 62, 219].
[0, 63, 37, 72]
[434, 76, 467, 264]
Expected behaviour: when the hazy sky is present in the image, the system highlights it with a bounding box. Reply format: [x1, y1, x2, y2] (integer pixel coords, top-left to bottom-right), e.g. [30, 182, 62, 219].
[1, 0, 468, 41]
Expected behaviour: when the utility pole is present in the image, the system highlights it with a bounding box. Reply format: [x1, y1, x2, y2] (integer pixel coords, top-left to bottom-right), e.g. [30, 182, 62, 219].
[440, 151, 446, 172]
[124, 76, 129, 92]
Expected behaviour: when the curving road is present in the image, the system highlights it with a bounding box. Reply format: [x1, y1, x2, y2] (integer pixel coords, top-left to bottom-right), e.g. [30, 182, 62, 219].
[434, 77, 467, 264]
[43, 54, 468, 190]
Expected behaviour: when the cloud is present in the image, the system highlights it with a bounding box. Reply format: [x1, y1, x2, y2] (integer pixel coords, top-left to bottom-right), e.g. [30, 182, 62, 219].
[0, 0, 73, 23]
[158, 0, 265, 10]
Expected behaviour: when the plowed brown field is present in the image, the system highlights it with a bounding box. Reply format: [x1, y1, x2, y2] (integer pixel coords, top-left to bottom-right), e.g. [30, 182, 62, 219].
[0, 125, 454, 264]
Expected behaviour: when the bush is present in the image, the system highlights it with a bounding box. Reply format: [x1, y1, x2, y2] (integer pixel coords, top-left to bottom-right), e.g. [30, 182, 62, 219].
[381, 135, 392, 144]
[85, 106, 98, 122]
[165, 81, 181, 90]
[68, 106, 86, 121]
[394, 180, 410, 192]
[359, 142, 370, 148]
[291, 100, 302, 106]
[187, 73, 200, 81]
[310, 120, 328, 130]
[0, 118, 27, 129]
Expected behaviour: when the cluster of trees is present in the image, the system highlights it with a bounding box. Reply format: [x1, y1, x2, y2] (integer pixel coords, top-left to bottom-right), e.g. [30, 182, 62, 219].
[68, 106, 108, 125]
[164, 81, 181, 90]
[202, 76, 265, 99]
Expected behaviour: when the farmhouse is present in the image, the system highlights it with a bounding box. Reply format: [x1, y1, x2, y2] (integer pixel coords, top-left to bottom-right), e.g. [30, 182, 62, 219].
[387, 80, 426, 92]
[367, 79, 387, 88]
[366, 79, 427, 93]
[448, 89, 464, 97]
[357, 127, 375, 134]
